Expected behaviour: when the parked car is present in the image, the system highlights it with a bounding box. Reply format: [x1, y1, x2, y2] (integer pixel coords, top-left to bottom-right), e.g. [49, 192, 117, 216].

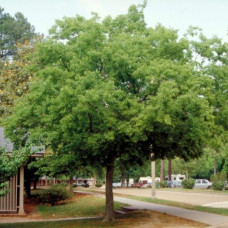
[167, 180, 182, 188]
[136, 181, 149, 188]
[194, 179, 212, 189]
[112, 182, 121, 187]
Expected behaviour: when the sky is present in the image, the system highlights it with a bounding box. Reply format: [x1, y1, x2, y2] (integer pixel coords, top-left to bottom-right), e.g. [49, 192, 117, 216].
[0, 0, 228, 41]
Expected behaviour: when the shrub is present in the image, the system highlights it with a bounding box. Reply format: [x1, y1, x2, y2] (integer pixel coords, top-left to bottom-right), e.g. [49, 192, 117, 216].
[211, 172, 227, 182]
[159, 181, 167, 188]
[72, 183, 78, 188]
[219, 171, 227, 182]
[212, 181, 224, 191]
[82, 183, 89, 188]
[60, 182, 68, 187]
[39, 185, 72, 206]
[95, 182, 102, 188]
[182, 179, 195, 189]
[210, 174, 216, 183]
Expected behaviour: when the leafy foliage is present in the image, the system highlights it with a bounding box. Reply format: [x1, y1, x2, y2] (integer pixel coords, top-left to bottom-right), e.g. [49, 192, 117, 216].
[0, 146, 31, 196]
[0, 39, 41, 117]
[2, 3, 215, 220]
[38, 184, 72, 206]
[212, 181, 224, 191]
[182, 179, 195, 189]
[159, 181, 167, 188]
[0, 7, 37, 60]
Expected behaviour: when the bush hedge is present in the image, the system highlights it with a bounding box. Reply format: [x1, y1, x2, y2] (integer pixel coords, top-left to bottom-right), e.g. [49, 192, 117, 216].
[182, 179, 195, 189]
[72, 183, 78, 188]
[159, 181, 167, 188]
[39, 185, 72, 206]
[95, 182, 102, 188]
[212, 181, 224, 191]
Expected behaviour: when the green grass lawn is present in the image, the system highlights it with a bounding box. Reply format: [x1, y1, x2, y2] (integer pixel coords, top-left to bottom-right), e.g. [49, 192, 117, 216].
[37, 194, 124, 218]
[0, 210, 207, 228]
[0, 193, 126, 228]
[0, 219, 115, 228]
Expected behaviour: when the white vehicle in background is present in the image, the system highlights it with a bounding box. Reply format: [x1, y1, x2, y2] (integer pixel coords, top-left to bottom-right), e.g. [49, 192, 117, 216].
[165, 174, 186, 182]
[194, 179, 212, 189]
[112, 178, 134, 188]
[112, 182, 121, 188]
[139, 176, 160, 185]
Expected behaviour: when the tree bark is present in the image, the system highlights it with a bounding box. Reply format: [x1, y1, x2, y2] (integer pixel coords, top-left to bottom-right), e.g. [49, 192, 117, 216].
[121, 171, 125, 188]
[25, 179, 31, 198]
[69, 176, 74, 192]
[33, 180, 37, 190]
[168, 159, 172, 181]
[160, 159, 164, 181]
[214, 153, 217, 177]
[126, 172, 129, 187]
[104, 160, 115, 222]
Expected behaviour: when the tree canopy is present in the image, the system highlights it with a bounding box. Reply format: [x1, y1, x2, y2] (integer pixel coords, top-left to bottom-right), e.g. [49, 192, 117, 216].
[0, 7, 37, 60]
[2, 4, 216, 221]
[0, 40, 40, 117]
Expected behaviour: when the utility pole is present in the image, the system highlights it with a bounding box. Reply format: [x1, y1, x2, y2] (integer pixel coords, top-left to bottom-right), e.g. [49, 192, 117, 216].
[168, 159, 172, 181]
[160, 159, 164, 181]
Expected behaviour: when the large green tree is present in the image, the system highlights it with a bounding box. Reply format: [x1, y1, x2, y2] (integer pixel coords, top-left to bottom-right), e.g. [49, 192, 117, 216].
[3, 4, 212, 221]
[0, 7, 37, 60]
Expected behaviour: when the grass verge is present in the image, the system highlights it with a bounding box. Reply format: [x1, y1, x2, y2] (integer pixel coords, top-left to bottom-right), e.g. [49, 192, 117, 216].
[121, 195, 228, 216]
[37, 194, 124, 218]
[78, 188, 228, 216]
[0, 210, 207, 228]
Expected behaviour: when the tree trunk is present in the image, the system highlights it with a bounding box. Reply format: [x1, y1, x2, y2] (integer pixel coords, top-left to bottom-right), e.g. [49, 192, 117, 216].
[160, 159, 164, 181]
[33, 180, 37, 190]
[126, 172, 129, 187]
[104, 160, 115, 222]
[69, 176, 74, 192]
[45, 176, 48, 186]
[168, 159, 172, 181]
[69, 176, 73, 186]
[25, 180, 31, 198]
[214, 153, 217, 177]
[94, 175, 97, 186]
[121, 171, 125, 188]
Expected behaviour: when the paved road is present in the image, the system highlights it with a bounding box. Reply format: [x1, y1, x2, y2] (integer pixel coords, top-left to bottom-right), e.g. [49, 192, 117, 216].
[112, 196, 228, 227]
[100, 188, 228, 207]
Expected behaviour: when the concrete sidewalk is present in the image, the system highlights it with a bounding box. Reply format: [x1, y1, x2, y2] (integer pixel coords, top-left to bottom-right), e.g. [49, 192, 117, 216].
[112, 195, 228, 227]
[83, 191, 228, 227]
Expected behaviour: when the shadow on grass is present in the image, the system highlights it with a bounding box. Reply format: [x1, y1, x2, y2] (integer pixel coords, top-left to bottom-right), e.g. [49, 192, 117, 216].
[0, 210, 207, 228]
